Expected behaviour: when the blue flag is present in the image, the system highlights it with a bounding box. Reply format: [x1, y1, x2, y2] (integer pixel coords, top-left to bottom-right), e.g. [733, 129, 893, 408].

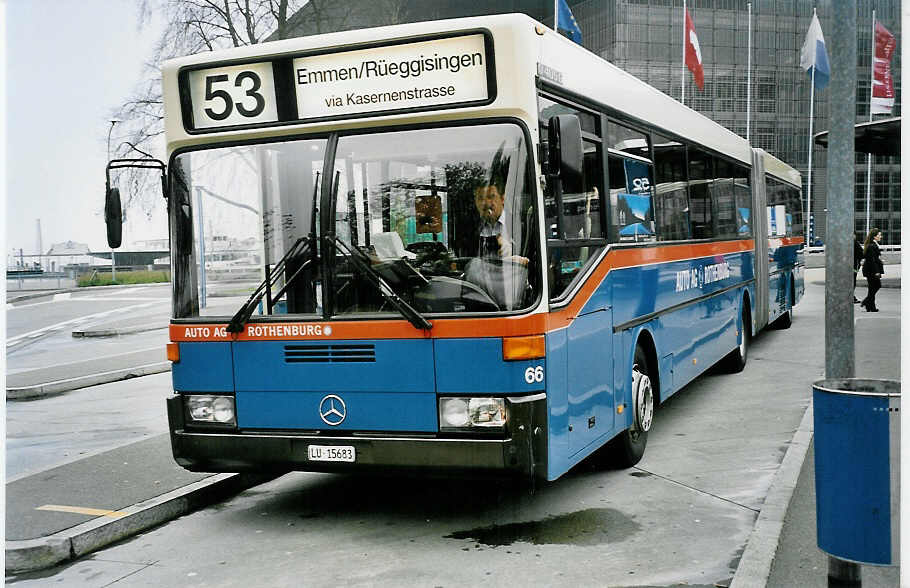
[556, 0, 582, 45]
[800, 12, 830, 90]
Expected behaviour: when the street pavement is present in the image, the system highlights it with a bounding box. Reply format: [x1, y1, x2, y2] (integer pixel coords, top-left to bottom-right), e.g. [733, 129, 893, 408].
[5, 267, 902, 584]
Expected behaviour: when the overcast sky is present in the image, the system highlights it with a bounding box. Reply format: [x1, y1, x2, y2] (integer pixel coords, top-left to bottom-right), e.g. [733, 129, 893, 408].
[6, 0, 164, 256]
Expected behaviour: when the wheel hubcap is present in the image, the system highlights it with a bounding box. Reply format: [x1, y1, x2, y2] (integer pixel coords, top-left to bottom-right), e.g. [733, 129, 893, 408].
[632, 366, 654, 433]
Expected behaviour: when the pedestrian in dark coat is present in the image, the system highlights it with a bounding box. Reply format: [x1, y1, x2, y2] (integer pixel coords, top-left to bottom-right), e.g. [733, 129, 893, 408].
[860, 228, 884, 312]
[853, 232, 864, 303]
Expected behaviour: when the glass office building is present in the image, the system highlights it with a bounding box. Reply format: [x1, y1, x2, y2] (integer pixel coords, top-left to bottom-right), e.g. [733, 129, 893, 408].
[282, 0, 901, 244]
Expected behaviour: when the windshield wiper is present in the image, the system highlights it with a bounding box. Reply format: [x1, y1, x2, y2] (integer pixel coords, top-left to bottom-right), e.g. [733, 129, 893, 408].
[226, 236, 313, 334]
[325, 235, 433, 331]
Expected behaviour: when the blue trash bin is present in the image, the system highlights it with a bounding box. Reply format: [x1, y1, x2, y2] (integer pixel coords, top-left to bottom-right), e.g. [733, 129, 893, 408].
[813, 378, 900, 566]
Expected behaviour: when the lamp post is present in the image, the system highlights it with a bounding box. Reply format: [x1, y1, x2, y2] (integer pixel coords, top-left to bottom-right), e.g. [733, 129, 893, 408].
[107, 119, 119, 281]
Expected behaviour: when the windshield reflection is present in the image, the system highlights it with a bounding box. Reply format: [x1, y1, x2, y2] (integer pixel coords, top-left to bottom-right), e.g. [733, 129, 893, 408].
[171, 123, 539, 321]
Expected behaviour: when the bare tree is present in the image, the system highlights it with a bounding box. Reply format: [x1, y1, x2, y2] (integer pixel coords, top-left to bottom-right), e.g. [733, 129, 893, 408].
[109, 0, 302, 214]
[110, 0, 412, 216]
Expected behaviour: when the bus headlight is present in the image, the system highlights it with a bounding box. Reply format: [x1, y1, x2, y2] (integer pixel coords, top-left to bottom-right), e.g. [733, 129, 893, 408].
[186, 395, 236, 426]
[439, 397, 506, 431]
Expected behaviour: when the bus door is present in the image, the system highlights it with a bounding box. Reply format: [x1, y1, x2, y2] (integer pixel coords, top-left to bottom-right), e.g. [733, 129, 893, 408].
[566, 305, 615, 454]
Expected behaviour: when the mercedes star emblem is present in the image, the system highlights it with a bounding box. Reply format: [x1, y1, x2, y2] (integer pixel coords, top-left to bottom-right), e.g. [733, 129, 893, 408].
[318, 394, 346, 426]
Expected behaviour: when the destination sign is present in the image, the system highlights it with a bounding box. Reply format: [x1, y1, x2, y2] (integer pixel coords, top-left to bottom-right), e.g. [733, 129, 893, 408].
[293, 34, 489, 118]
[181, 33, 492, 132]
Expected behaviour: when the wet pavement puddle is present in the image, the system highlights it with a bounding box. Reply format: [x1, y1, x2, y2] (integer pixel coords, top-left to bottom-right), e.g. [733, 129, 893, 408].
[444, 507, 640, 546]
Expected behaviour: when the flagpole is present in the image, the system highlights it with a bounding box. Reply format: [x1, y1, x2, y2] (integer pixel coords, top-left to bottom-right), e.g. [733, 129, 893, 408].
[865, 9, 875, 237]
[807, 65, 816, 244]
[554, 0, 559, 32]
[805, 8, 817, 244]
[682, 0, 687, 104]
[747, 2, 752, 142]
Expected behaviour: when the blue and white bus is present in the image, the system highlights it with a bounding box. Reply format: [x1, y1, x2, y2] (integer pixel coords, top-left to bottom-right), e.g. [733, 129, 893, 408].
[106, 13, 804, 481]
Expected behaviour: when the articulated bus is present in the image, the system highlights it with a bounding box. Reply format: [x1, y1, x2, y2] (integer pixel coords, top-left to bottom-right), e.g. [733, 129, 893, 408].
[105, 13, 804, 482]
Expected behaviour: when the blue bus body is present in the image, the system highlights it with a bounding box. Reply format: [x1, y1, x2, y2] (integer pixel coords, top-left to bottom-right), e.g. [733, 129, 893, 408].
[169, 238, 803, 481]
[156, 14, 806, 482]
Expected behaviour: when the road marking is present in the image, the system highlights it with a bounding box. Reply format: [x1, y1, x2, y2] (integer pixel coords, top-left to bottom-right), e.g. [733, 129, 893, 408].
[5, 345, 165, 375]
[6, 301, 162, 347]
[7, 296, 168, 307]
[36, 504, 127, 518]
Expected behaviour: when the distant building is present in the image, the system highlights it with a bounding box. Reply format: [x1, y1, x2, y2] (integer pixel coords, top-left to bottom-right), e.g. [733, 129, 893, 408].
[42, 241, 98, 272]
[277, 0, 901, 245]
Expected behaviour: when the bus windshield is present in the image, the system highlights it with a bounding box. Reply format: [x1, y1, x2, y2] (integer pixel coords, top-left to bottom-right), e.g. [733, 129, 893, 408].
[171, 123, 540, 321]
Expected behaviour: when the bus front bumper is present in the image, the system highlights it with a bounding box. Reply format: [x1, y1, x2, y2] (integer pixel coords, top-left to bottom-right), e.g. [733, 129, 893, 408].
[166, 395, 547, 478]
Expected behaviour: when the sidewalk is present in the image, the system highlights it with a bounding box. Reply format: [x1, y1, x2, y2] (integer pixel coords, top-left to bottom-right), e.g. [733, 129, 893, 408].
[733, 272, 901, 587]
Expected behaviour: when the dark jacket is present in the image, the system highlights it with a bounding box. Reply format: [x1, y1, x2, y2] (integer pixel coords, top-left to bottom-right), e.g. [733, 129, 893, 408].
[854, 240, 864, 271]
[862, 241, 884, 278]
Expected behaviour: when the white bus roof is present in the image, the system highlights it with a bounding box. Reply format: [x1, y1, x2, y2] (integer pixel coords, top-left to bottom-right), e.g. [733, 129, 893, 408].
[162, 12, 800, 189]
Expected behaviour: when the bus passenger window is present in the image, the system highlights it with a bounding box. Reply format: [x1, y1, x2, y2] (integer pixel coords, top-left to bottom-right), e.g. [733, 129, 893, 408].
[606, 120, 655, 243]
[545, 138, 606, 300]
[688, 147, 713, 239]
[766, 177, 803, 238]
[733, 162, 752, 237]
[652, 135, 690, 241]
[609, 153, 655, 243]
[712, 158, 739, 239]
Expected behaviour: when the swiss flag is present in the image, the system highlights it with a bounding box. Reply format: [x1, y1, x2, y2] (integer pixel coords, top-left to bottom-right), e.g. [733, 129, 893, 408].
[685, 8, 704, 91]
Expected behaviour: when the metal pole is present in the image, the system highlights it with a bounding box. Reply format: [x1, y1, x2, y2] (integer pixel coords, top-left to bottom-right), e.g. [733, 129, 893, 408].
[825, 0, 859, 581]
[807, 67, 815, 244]
[747, 2, 752, 142]
[865, 9, 876, 238]
[681, 0, 687, 104]
[195, 187, 207, 308]
[107, 120, 118, 282]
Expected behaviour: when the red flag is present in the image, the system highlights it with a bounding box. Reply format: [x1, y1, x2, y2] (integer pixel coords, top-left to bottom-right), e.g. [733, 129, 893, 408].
[871, 21, 896, 114]
[685, 8, 704, 91]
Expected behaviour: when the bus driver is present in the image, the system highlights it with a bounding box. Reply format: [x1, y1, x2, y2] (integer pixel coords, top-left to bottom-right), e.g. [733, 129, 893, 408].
[465, 178, 530, 310]
[473, 181, 528, 265]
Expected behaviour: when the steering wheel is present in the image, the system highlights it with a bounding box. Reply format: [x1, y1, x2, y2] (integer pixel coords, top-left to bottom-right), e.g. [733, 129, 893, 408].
[405, 241, 448, 265]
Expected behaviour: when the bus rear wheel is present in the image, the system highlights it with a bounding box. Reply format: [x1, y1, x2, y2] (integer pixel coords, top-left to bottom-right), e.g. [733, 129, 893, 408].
[722, 302, 750, 373]
[610, 345, 653, 468]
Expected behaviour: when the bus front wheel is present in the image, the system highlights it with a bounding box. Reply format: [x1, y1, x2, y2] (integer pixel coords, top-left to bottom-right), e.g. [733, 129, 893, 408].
[610, 345, 653, 468]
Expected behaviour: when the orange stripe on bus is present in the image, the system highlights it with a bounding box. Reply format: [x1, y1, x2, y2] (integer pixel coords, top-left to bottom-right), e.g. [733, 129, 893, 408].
[170, 240, 761, 342]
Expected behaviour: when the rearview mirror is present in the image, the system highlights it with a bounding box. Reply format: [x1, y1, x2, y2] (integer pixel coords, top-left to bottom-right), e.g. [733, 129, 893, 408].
[547, 114, 583, 193]
[105, 186, 122, 248]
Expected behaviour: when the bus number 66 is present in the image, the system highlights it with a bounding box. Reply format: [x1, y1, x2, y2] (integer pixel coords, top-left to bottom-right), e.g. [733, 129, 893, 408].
[524, 365, 544, 384]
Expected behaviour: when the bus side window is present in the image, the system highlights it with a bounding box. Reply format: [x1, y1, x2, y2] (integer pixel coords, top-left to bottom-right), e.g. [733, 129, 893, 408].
[538, 93, 607, 301]
[733, 162, 752, 237]
[712, 157, 739, 239]
[652, 135, 689, 241]
[688, 147, 714, 239]
[606, 120, 655, 243]
[545, 139, 607, 299]
[766, 177, 803, 238]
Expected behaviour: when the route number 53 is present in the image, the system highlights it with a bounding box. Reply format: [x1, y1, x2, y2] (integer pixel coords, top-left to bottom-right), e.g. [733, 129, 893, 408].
[189, 62, 278, 130]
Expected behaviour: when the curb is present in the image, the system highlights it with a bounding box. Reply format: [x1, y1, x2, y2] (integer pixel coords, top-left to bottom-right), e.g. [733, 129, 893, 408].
[7, 362, 171, 400]
[5, 472, 279, 574]
[6, 283, 168, 306]
[730, 400, 814, 587]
